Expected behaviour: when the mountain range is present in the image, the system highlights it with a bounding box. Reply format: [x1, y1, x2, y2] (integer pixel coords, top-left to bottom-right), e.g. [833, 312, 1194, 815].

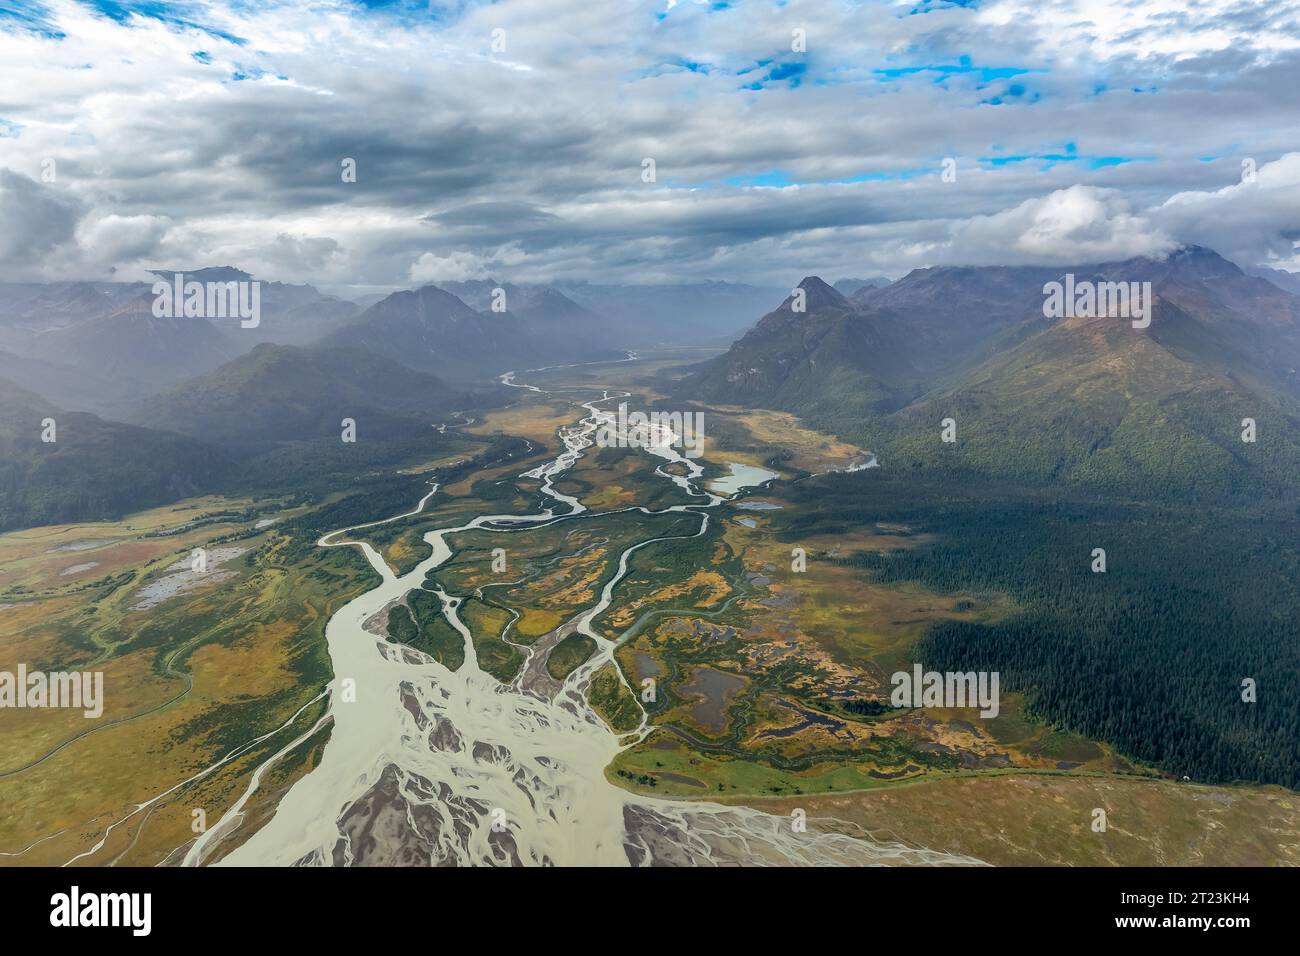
[322, 282, 622, 380]
[681, 246, 1300, 496]
[5, 248, 1300, 529]
[0, 271, 848, 405]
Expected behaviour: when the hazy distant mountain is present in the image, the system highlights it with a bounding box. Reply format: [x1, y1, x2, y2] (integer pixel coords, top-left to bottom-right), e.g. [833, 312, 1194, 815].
[0, 280, 148, 359]
[323, 283, 621, 380]
[0, 270, 360, 416]
[147, 267, 360, 347]
[1247, 266, 1300, 296]
[0, 347, 145, 419]
[553, 280, 791, 345]
[833, 277, 891, 297]
[0, 270, 354, 351]
[24, 294, 242, 388]
[682, 246, 1300, 494]
[0, 273, 811, 404]
[0, 378, 227, 532]
[0, 280, 146, 334]
[137, 343, 474, 453]
[347, 292, 393, 310]
[441, 280, 597, 324]
[260, 294, 360, 345]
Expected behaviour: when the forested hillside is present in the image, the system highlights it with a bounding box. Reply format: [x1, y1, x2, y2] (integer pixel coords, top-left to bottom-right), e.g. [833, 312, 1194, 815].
[776, 468, 1300, 789]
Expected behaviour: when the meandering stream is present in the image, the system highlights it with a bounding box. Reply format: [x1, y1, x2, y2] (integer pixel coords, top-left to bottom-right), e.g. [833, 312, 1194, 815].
[197, 373, 981, 867]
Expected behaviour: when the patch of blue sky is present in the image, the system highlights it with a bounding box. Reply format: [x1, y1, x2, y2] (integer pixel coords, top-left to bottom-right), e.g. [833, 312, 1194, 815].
[345, 0, 466, 22]
[724, 171, 794, 187]
[874, 56, 1040, 85]
[981, 152, 1153, 170]
[79, 1, 247, 45]
[742, 60, 806, 90]
[906, 0, 980, 13]
[0, 118, 24, 138]
[657, 0, 739, 22]
[0, 1, 65, 39]
[803, 63, 877, 87]
[981, 82, 1040, 105]
[632, 57, 717, 80]
[1087, 157, 1138, 169]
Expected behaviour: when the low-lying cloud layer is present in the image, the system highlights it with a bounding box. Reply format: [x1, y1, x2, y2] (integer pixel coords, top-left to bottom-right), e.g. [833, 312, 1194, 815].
[1, 0, 1298, 290]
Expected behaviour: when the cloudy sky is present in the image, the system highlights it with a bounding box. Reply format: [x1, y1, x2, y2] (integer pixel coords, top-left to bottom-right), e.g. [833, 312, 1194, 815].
[1, 0, 1299, 293]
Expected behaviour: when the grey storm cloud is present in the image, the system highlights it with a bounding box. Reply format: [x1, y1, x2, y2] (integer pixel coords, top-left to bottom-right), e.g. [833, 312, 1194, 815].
[0, 0, 1298, 287]
[0, 168, 80, 266]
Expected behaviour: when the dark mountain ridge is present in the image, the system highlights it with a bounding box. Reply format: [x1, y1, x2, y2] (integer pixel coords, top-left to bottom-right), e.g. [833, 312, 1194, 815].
[0, 378, 229, 532]
[134, 342, 480, 454]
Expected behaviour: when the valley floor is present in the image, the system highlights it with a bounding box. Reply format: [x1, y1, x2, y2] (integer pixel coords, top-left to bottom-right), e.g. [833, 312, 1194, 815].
[0, 355, 1293, 865]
